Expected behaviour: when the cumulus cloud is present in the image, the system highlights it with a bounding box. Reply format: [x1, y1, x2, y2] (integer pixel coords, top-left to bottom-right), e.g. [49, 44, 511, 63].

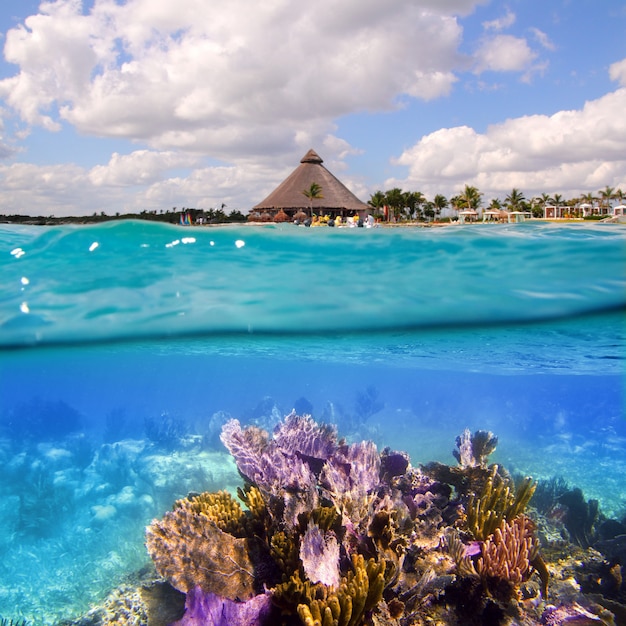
[88, 150, 200, 187]
[390, 79, 626, 201]
[0, 0, 470, 158]
[473, 34, 537, 73]
[0, 154, 281, 216]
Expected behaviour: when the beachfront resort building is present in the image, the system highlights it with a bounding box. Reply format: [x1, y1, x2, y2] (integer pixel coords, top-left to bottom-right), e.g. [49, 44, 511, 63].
[249, 149, 370, 222]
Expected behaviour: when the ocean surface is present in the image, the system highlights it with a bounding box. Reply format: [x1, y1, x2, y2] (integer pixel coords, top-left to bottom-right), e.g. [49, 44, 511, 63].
[0, 220, 624, 624]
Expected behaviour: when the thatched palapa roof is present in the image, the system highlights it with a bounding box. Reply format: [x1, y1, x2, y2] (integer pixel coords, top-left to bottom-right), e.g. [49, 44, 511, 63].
[252, 149, 369, 216]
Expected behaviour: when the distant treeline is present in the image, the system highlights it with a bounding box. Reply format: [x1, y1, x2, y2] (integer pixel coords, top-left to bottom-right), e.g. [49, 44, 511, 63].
[0, 206, 248, 226]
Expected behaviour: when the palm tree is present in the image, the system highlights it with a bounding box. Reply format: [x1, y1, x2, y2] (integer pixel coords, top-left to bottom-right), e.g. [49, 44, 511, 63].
[488, 198, 502, 210]
[552, 193, 564, 206]
[599, 185, 615, 212]
[458, 184, 482, 211]
[368, 190, 385, 209]
[403, 191, 425, 220]
[505, 188, 525, 211]
[384, 187, 405, 222]
[581, 192, 596, 205]
[302, 182, 324, 217]
[422, 201, 435, 221]
[433, 194, 448, 220]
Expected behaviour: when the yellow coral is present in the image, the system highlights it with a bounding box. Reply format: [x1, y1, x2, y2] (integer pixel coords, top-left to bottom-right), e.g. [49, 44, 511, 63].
[270, 530, 300, 580]
[466, 465, 536, 541]
[238, 484, 266, 518]
[295, 554, 385, 626]
[179, 490, 244, 535]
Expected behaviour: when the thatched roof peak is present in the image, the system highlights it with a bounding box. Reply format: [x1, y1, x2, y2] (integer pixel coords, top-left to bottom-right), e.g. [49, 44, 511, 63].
[301, 149, 323, 164]
[252, 149, 368, 213]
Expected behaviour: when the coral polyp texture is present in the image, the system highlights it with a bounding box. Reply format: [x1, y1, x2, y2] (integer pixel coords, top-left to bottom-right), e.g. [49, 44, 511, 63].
[143, 415, 619, 626]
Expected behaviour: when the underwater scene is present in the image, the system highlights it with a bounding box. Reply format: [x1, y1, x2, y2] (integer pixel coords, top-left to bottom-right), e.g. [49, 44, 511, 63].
[0, 221, 625, 626]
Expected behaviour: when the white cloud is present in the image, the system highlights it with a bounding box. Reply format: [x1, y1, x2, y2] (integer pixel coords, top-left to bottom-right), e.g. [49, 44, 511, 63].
[530, 27, 556, 51]
[474, 34, 537, 73]
[609, 58, 626, 86]
[88, 150, 200, 187]
[482, 9, 516, 31]
[0, 0, 471, 158]
[390, 84, 626, 200]
[0, 154, 282, 216]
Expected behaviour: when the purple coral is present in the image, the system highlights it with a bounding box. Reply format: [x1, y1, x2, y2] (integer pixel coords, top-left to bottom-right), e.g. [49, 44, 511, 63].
[173, 588, 274, 626]
[300, 521, 341, 588]
[321, 440, 381, 497]
[273, 412, 338, 460]
[220, 414, 385, 529]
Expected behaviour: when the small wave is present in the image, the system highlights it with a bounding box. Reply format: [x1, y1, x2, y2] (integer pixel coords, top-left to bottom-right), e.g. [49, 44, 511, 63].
[1, 221, 625, 348]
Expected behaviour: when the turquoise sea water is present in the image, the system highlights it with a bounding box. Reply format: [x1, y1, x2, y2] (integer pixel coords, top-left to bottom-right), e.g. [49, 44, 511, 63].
[0, 221, 625, 624]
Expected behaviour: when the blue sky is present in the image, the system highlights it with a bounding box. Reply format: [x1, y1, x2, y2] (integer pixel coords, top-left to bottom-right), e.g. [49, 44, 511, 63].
[0, 0, 625, 216]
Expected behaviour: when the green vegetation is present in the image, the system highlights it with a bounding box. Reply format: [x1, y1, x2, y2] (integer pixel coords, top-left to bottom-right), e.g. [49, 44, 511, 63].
[366, 184, 624, 222]
[302, 182, 324, 217]
[0, 206, 248, 226]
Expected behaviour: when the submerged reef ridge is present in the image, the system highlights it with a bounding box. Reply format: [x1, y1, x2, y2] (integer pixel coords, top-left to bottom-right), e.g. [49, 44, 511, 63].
[140, 414, 621, 626]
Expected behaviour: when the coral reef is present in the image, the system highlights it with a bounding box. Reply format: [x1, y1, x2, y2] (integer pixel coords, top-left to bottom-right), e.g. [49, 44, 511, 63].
[139, 416, 623, 626]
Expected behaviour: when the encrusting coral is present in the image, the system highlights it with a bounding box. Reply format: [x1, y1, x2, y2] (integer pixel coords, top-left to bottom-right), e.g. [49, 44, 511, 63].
[142, 415, 617, 626]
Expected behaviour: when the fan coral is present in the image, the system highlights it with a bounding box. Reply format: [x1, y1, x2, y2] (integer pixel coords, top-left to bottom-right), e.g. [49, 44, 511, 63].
[273, 413, 338, 460]
[453, 428, 498, 468]
[145, 495, 256, 598]
[221, 412, 382, 529]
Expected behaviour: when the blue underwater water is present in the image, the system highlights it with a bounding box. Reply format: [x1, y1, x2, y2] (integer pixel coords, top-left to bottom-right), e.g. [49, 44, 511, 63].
[0, 221, 625, 624]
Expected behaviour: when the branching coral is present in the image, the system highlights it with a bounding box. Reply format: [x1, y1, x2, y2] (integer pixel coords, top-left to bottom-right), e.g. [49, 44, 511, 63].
[448, 515, 541, 602]
[181, 490, 246, 536]
[466, 465, 536, 541]
[292, 555, 385, 626]
[475, 515, 539, 585]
